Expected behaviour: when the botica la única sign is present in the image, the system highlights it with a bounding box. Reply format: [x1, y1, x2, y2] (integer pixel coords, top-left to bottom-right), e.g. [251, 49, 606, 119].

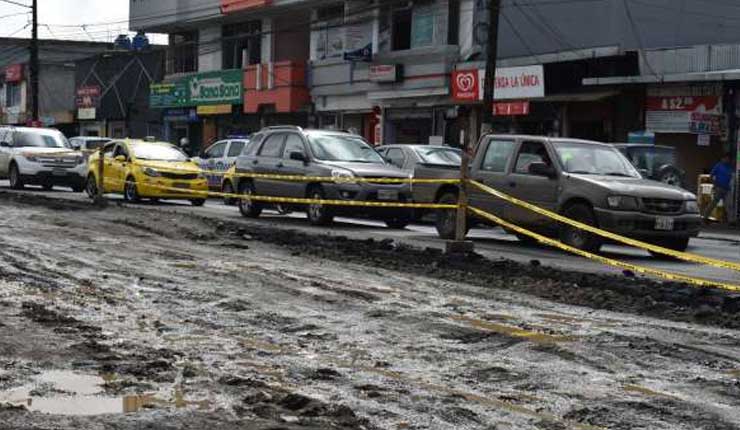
[150, 69, 243, 109]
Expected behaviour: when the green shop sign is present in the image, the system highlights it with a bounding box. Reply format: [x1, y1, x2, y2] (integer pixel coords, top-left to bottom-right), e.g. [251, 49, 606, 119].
[150, 69, 243, 108]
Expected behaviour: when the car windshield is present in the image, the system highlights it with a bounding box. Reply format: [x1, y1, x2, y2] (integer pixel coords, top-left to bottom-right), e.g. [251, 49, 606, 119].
[132, 144, 188, 161]
[84, 139, 110, 150]
[626, 147, 676, 174]
[308, 134, 384, 163]
[415, 147, 462, 166]
[555, 144, 639, 177]
[15, 131, 70, 148]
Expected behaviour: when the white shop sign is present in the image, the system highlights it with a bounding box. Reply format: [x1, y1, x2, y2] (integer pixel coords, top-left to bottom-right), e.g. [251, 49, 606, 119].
[476, 65, 545, 101]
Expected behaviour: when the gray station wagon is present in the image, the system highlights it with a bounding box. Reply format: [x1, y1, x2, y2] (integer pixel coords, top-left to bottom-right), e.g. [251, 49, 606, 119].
[232, 126, 413, 228]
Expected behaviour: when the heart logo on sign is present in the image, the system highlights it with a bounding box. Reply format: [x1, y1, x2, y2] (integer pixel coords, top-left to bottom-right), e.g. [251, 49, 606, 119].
[456, 72, 476, 92]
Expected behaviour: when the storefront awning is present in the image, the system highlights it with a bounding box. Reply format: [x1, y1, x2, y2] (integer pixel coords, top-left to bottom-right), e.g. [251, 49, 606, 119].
[367, 87, 449, 101]
[530, 91, 619, 102]
[583, 70, 740, 86]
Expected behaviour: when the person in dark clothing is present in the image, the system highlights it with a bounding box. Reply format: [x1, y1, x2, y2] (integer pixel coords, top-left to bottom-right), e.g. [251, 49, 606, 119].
[703, 153, 735, 221]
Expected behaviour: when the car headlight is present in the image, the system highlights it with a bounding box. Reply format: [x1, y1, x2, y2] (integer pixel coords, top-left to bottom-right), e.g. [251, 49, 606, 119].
[331, 168, 356, 184]
[607, 195, 639, 211]
[74, 156, 85, 165]
[685, 200, 699, 213]
[22, 154, 39, 162]
[143, 167, 161, 177]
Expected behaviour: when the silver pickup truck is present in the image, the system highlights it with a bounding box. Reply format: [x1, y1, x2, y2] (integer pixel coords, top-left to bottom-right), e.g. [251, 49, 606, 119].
[414, 134, 702, 253]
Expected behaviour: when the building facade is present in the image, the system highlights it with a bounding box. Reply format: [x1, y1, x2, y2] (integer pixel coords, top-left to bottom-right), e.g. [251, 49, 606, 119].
[130, 0, 739, 220]
[0, 38, 111, 135]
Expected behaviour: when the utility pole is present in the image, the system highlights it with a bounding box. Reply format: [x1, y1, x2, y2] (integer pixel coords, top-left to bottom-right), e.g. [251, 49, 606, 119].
[481, 0, 501, 134]
[448, 0, 502, 254]
[30, 0, 39, 123]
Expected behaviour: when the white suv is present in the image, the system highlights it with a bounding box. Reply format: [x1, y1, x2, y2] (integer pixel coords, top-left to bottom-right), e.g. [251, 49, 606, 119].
[0, 127, 86, 192]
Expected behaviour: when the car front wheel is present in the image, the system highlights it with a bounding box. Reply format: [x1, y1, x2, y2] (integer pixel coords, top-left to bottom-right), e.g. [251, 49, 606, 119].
[8, 163, 23, 190]
[307, 187, 333, 226]
[85, 174, 98, 199]
[649, 237, 690, 258]
[238, 181, 262, 218]
[123, 177, 140, 202]
[559, 203, 602, 252]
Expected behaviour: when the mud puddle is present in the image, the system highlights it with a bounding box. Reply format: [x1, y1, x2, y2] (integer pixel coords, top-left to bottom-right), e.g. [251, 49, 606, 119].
[0, 370, 205, 416]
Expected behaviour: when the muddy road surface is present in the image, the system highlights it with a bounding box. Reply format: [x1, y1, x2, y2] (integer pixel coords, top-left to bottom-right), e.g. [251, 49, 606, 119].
[0, 191, 739, 430]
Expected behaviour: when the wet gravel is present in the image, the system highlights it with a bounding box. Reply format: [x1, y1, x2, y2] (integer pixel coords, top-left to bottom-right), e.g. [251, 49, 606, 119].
[0, 191, 739, 429]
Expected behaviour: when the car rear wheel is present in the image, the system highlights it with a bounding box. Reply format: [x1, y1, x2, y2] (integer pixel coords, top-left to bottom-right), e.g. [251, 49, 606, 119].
[559, 203, 602, 252]
[42, 183, 53, 191]
[190, 199, 206, 207]
[124, 176, 140, 203]
[307, 187, 333, 226]
[8, 163, 23, 190]
[222, 181, 236, 206]
[238, 181, 262, 218]
[71, 183, 84, 193]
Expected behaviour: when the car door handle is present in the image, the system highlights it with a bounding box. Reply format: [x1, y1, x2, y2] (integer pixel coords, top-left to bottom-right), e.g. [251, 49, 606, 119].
[508, 181, 516, 188]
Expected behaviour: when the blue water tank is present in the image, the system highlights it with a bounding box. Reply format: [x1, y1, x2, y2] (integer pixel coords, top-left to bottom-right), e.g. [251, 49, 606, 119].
[132, 31, 150, 51]
[114, 34, 132, 50]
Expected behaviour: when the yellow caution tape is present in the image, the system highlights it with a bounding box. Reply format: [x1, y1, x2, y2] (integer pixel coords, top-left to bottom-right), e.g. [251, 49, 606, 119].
[109, 179, 456, 210]
[468, 206, 740, 292]
[469, 180, 740, 273]
[136, 164, 461, 184]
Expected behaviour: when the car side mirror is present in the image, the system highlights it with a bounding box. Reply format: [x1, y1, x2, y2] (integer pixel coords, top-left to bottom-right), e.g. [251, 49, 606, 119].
[289, 151, 307, 162]
[638, 168, 649, 178]
[529, 162, 556, 178]
[114, 155, 126, 162]
[0, 141, 9, 147]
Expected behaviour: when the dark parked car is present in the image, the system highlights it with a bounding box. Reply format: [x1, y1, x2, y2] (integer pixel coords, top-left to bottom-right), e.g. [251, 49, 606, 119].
[376, 144, 462, 171]
[232, 126, 413, 228]
[613, 144, 685, 188]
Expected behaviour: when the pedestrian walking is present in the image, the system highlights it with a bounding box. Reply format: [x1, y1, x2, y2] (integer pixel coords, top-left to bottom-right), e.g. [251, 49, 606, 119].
[703, 152, 735, 221]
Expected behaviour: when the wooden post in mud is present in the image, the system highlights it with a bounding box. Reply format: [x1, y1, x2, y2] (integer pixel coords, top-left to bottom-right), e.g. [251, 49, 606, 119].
[94, 146, 107, 208]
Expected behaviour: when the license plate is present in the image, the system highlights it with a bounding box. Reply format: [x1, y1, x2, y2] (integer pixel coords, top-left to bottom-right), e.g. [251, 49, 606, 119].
[52, 168, 66, 176]
[655, 217, 674, 231]
[377, 190, 399, 201]
[173, 183, 189, 189]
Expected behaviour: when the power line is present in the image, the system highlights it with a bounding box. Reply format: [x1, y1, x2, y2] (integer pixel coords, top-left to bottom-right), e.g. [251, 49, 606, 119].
[0, 0, 30, 9]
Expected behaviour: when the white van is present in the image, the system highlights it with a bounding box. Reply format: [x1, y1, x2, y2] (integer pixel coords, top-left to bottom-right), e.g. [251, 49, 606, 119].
[0, 127, 86, 192]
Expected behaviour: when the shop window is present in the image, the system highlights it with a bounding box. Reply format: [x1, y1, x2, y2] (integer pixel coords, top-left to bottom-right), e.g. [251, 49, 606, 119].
[392, 1, 435, 51]
[223, 21, 262, 69]
[481, 139, 516, 173]
[314, 3, 345, 60]
[448, 0, 459, 45]
[168, 31, 198, 75]
[5, 83, 20, 107]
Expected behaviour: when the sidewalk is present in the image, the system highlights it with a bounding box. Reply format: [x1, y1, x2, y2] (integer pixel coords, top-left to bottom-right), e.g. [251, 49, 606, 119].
[700, 222, 739, 241]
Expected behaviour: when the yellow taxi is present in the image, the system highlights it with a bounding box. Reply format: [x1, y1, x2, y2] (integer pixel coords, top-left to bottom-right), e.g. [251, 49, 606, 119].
[86, 139, 209, 206]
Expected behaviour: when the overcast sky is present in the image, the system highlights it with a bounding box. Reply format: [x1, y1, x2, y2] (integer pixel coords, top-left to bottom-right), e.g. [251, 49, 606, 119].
[0, 0, 165, 43]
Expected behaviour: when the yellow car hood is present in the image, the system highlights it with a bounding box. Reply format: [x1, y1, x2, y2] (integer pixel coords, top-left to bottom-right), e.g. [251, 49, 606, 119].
[138, 160, 201, 174]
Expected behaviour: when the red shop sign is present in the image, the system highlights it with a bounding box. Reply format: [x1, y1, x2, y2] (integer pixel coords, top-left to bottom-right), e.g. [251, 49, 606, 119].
[493, 101, 530, 116]
[5, 64, 22, 83]
[451, 70, 480, 102]
[646, 96, 720, 112]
